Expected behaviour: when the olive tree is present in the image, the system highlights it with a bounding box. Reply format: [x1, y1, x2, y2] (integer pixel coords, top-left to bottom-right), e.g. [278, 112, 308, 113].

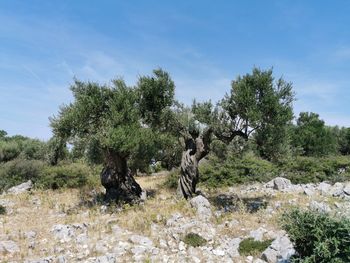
[50, 69, 174, 203]
[177, 68, 294, 198]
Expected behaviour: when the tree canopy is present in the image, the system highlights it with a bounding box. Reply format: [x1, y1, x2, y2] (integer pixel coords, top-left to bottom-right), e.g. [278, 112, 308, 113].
[50, 69, 175, 202]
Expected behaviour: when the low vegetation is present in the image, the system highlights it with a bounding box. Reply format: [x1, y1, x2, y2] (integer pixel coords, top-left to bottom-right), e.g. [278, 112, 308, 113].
[183, 233, 207, 247]
[281, 209, 350, 262]
[238, 238, 273, 256]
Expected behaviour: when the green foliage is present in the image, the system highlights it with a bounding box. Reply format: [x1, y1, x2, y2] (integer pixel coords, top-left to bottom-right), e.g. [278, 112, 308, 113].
[0, 140, 21, 162]
[183, 233, 207, 247]
[37, 163, 99, 190]
[232, 69, 294, 161]
[281, 209, 350, 263]
[336, 127, 350, 155]
[0, 130, 7, 138]
[163, 169, 179, 189]
[199, 153, 278, 187]
[199, 153, 350, 188]
[0, 134, 47, 163]
[291, 112, 337, 157]
[0, 205, 6, 215]
[47, 136, 67, 165]
[0, 158, 45, 192]
[281, 156, 350, 184]
[51, 69, 175, 172]
[224, 68, 294, 160]
[238, 238, 273, 256]
[193, 68, 295, 162]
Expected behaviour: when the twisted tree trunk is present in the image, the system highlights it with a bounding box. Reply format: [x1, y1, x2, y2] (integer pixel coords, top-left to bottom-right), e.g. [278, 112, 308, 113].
[100, 153, 142, 203]
[177, 129, 212, 199]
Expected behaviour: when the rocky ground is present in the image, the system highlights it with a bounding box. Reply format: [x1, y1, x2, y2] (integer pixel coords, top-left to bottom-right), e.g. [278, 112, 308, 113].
[1, 174, 350, 263]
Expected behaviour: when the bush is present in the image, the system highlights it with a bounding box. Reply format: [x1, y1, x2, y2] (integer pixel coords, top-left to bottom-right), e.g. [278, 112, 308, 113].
[0, 141, 21, 162]
[198, 154, 350, 188]
[238, 238, 272, 256]
[281, 208, 350, 263]
[0, 137, 47, 163]
[199, 153, 278, 188]
[163, 169, 179, 189]
[37, 163, 99, 190]
[0, 158, 45, 192]
[183, 233, 207, 247]
[281, 156, 350, 184]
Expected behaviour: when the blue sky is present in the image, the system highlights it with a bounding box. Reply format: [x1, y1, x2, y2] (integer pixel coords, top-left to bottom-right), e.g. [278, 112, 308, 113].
[1, 1, 350, 140]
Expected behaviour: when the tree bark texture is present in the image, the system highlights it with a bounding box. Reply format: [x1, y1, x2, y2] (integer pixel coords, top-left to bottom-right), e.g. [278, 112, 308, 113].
[100, 154, 142, 203]
[177, 129, 212, 199]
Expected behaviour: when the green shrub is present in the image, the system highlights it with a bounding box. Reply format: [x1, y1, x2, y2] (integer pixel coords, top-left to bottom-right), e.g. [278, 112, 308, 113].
[281, 156, 350, 184]
[0, 158, 45, 192]
[37, 163, 99, 190]
[198, 154, 350, 188]
[0, 205, 6, 215]
[163, 169, 179, 189]
[238, 238, 273, 256]
[183, 233, 207, 247]
[199, 154, 278, 188]
[281, 208, 350, 263]
[0, 141, 21, 162]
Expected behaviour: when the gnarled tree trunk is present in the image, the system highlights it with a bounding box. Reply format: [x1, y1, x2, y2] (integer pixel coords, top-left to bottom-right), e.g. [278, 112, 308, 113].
[177, 129, 212, 199]
[100, 154, 142, 203]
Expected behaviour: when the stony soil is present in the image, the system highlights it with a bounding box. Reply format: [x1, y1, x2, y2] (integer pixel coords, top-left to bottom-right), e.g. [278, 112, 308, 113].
[1, 174, 350, 263]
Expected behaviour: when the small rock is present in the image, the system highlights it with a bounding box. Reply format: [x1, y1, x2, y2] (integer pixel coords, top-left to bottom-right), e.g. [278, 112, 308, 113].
[343, 183, 350, 196]
[213, 248, 225, 256]
[310, 201, 331, 213]
[249, 227, 267, 241]
[304, 188, 315, 196]
[57, 256, 67, 263]
[331, 182, 344, 197]
[179, 241, 186, 251]
[25, 257, 54, 263]
[0, 240, 20, 254]
[272, 177, 292, 191]
[129, 235, 153, 248]
[140, 190, 147, 201]
[25, 230, 37, 239]
[317, 182, 332, 196]
[131, 245, 147, 255]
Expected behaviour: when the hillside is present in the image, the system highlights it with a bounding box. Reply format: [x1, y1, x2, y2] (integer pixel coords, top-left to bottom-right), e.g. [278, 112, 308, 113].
[1, 173, 350, 262]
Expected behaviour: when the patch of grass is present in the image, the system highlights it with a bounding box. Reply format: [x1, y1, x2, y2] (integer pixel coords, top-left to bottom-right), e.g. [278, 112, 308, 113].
[238, 238, 273, 256]
[183, 232, 207, 247]
[0, 205, 6, 215]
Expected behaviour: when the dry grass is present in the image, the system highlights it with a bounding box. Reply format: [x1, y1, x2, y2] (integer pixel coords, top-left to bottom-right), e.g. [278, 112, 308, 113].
[0, 172, 343, 262]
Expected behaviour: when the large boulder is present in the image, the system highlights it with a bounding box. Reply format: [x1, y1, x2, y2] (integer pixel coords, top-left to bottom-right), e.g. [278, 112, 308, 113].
[189, 195, 212, 220]
[7, 180, 33, 194]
